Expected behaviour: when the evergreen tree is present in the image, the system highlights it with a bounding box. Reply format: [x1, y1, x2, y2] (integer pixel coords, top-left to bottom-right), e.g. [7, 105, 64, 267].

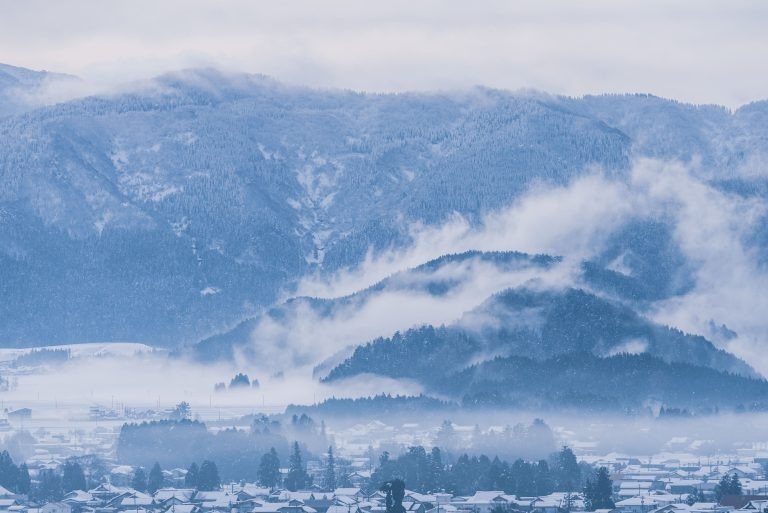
[323, 446, 337, 492]
[553, 446, 581, 492]
[284, 442, 310, 491]
[172, 402, 191, 420]
[185, 462, 199, 488]
[33, 469, 62, 502]
[0, 451, 19, 492]
[148, 463, 164, 494]
[198, 460, 220, 491]
[715, 474, 730, 502]
[17, 464, 30, 495]
[534, 460, 554, 496]
[715, 473, 743, 502]
[62, 461, 87, 492]
[730, 474, 743, 496]
[132, 467, 148, 492]
[584, 467, 614, 511]
[229, 373, 250, 388]
[435, 421, 456, 452]
[512, 459, 535, 496]
[429, 447, 444, 492]
[258, 448, 282, 489]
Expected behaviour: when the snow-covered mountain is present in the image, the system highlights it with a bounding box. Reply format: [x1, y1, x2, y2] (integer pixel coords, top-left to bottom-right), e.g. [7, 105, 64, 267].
[1, 64, 767, 359]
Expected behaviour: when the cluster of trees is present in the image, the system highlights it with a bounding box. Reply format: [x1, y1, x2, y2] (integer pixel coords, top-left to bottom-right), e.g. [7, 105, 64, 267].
[370, 446, 585, 496]
[0, 451, 30, 494]
[583, 467, 615, 511]
[130, 463, 165, 494]
[0, 454, 107, 502]
[12, 348, 70, 368]
[285, 395, 450, 418]
[214, 373, 261, 392]
[257, 443, 351, 492]
[321, 285, 765, 412]
[184, 461, 221, 491]
[256, 442, 311, 491]
[714, 474, 743, 501]
[117, 415, 327, 481]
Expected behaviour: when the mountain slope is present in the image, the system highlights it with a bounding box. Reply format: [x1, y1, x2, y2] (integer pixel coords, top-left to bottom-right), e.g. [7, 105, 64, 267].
[449, 352, 768, 411]
[322, 286, 756, 385]
[191, 250, 560, 362]
[1, 65, 767, 347]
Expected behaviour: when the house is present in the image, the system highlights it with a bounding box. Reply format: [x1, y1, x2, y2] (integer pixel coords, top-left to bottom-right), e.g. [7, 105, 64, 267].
[8, 409, 32, 420]
[720, 496, 768, 510]
[326, 505, 364, 513]
[456, 492, 508, 513]
[195, 491, 236, 511]
[109, 467, 135, 488]
[687, 503, 733, 513]
[649, 506, 690, 513]
[739, 500, 768, 511]
[89, 484, 132, 503]
[41, 503, 73, 513]
[154, 490, 197, 504]
[251, 501, 317, 513]
[236, 486, 271, 503]
[333, 491, 362, 501]
[62, 492, 95, 508]
[0, 499, 18, 511]
[116, 495, 155, 510]
[163, 505, 200, 513]
[348, 472, 371, 488]
[666, 480, 704, 496]
[529, 499, 561, 513]
[615, 496, 659, 513]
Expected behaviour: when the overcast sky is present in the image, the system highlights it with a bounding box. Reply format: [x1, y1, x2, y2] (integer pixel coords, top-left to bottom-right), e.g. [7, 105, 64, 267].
[1, 0, 766, 107]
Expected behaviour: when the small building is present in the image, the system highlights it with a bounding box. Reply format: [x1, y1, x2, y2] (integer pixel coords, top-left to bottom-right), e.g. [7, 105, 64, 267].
[41, 503, 73, 513]
[8, 409, 31, 420]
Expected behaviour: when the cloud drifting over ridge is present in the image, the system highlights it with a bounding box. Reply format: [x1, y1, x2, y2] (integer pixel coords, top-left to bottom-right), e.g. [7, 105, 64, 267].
[283, 159, 768, 375]
[1, 1, 767, 107]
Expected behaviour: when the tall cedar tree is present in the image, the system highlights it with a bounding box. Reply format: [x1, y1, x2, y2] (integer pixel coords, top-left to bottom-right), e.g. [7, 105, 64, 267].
[555, 447, 581, 492]
[323, 446, 337, 492]
[185, 462, 199, 488]
[62, 461, 87, 492]
[285, 442, 310, 491]
[584, 467, 615, 511]
[148, 463, 164, 494]
[132, 467, 148, 492]
[0, 451, 19, 492]
[34, 469, 62, 502]
[258, 448, 281, 489]
[17, 464, 30, 495]
[198, 460, 220, 491]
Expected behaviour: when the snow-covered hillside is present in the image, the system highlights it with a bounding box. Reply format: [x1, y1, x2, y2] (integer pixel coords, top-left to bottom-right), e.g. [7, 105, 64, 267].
[1, 64, 767, 355]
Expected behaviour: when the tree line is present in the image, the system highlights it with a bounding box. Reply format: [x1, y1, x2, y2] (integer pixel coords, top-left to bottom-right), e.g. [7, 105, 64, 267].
[368, 446, 586, 496]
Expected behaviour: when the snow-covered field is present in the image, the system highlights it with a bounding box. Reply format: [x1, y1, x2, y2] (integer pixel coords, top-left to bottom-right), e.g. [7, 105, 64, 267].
[0, 342, 159, 362]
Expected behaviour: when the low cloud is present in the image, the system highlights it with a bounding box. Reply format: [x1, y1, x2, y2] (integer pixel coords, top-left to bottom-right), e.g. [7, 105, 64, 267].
[249, 257, 575, 373]
[1, 1, 767, 107]
[287, 159, 768, 376]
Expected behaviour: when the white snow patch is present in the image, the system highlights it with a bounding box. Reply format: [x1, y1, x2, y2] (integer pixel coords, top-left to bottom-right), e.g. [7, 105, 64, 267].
[110, 149, 129, 170]
[0, 342, 159, 363]
[174, 131, 198, 145]
[606, 338, 649, 356]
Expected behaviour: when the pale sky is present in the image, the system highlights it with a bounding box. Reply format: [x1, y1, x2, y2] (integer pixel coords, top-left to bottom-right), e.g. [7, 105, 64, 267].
[0, 0, 767, 107]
